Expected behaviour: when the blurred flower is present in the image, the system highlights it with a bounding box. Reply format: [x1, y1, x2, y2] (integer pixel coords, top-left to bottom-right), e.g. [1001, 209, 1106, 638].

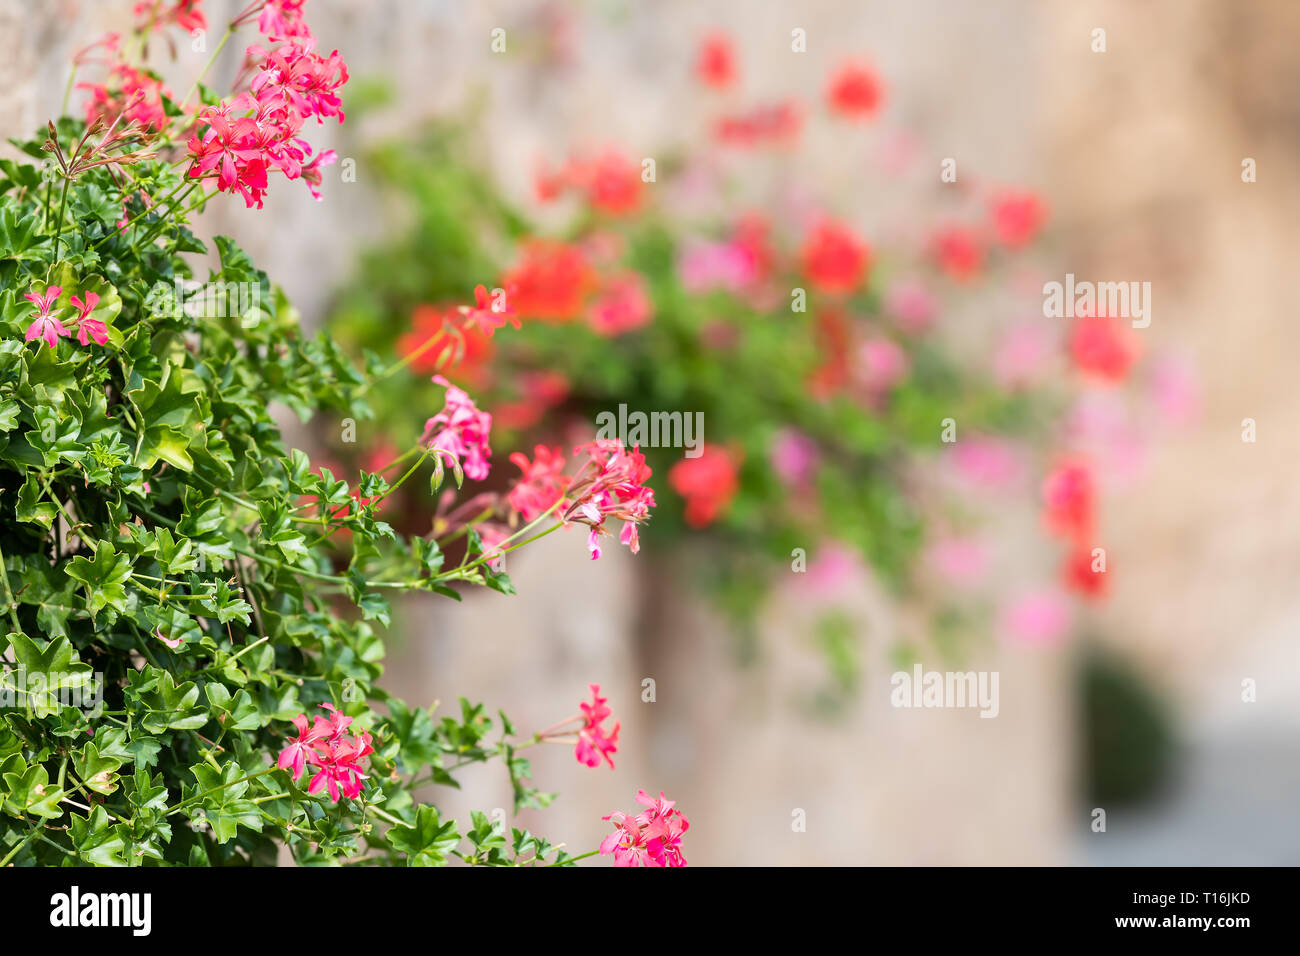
[668, 444, 740, 528]
[256, 0, 312, 41]
[989, 189, 1048, 248]
[796, 543, 865, 598]
[1041, 460, 1094, 541]
[1069, 312, 1139, 385]
[500, 240, 594, 321]
[397, 305, 496, 384]
[801, 221, 869, 295]
[678, 240, 757, 293]
[1061, 544, 1108, 599]
[932, 225, 984, 281]
[826, 60, 884, 120]
[463, 283, 520, 336]
[565, 149, 644, 216]
[770, 428, 819, 487]
[714, 100, 802, 147]
[133, 1, 207, 34]
[508, 445, 569, 520]
[926, 537, 989, 589]
[696, 32, 737, 88]
[492, 370, 571, 431]
[810, 304, 853, 397]
[886, 279, 938, 334]
[857, 337, 909, 393]
[421, 375, 493, 482]
[588, 272, 653, 336]
[949, 437, 1023, 490]
[1147, 355, 1201, 426]
[999, 591, 1072, 646]
[993, 321, 1053, 390]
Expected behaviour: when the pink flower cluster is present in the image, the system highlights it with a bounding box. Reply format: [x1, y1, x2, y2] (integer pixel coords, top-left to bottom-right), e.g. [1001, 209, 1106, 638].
[507, 444, 569, 520]
[23, 287, 109, 349]
[186, 7, 346, 207]
[277, 704, 374, 802]
[421, 375, 493, 481]
[562, 439, 656, 559]
[600, 790, 690, 867]
[575, 683, 620, 769]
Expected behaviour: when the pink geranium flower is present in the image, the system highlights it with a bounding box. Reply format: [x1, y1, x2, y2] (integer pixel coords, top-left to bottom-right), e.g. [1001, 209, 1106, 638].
[563, 439, 655, 559]
[574, 683, 620, 769]
[155, 626, 184, 650]
[421, 375, 493, 481]
[277, 704, 374, 802]
[600, 789, 690, 867]
[70, 292, 109, 346]
[507, 445, 569, 520]
[24, 287, 69, 349]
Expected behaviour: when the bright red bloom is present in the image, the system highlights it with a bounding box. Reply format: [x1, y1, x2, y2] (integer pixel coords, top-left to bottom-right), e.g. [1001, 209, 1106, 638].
[588, 272, 653, 336]
[563, 439, 655, 559]
[668, 445, 739, 528]
[932, 226, 984, 281]
[421, 376, 493, 482]
[462, 284, 520, 336]
[508, 445, 570, 520]
[397, 304, 496, 384]
[1041, 461, 1095, 541]
[569, 150, 645, 217]
[575, 683, 620, 769]
[600, 789, 689, 867]
[1062, 544, 1108, 599]
[826, 60, 884, 120]
[696, 33, 737, 88]
[801, 221, 869, 295]
[990, 189, 1048, 248]
[1069, 313, 1139, 384]
[500, 241, 594, 322]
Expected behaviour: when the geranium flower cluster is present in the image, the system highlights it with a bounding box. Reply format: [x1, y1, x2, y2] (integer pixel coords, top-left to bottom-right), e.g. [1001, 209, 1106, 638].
[276, 704, 374, 802]
[185, 4, 346, 207]
[23, 287, 109, 349]
[560, 440, 656, 559]
[1042, 460, 1105, 598]
[421, 374, 494, 482]
[537, 683, 620, 769]
[600, 789, 690, 867]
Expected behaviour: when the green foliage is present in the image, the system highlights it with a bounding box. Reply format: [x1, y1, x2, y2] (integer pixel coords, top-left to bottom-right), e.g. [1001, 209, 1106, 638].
[0, 122, 566, 867]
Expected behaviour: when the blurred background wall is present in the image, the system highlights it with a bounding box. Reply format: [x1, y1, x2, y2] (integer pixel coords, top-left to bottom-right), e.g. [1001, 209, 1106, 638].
[9, 0, 1300, 864]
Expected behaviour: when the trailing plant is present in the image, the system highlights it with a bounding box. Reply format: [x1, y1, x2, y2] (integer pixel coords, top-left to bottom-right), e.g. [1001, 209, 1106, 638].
[0, 0, 680, 868]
